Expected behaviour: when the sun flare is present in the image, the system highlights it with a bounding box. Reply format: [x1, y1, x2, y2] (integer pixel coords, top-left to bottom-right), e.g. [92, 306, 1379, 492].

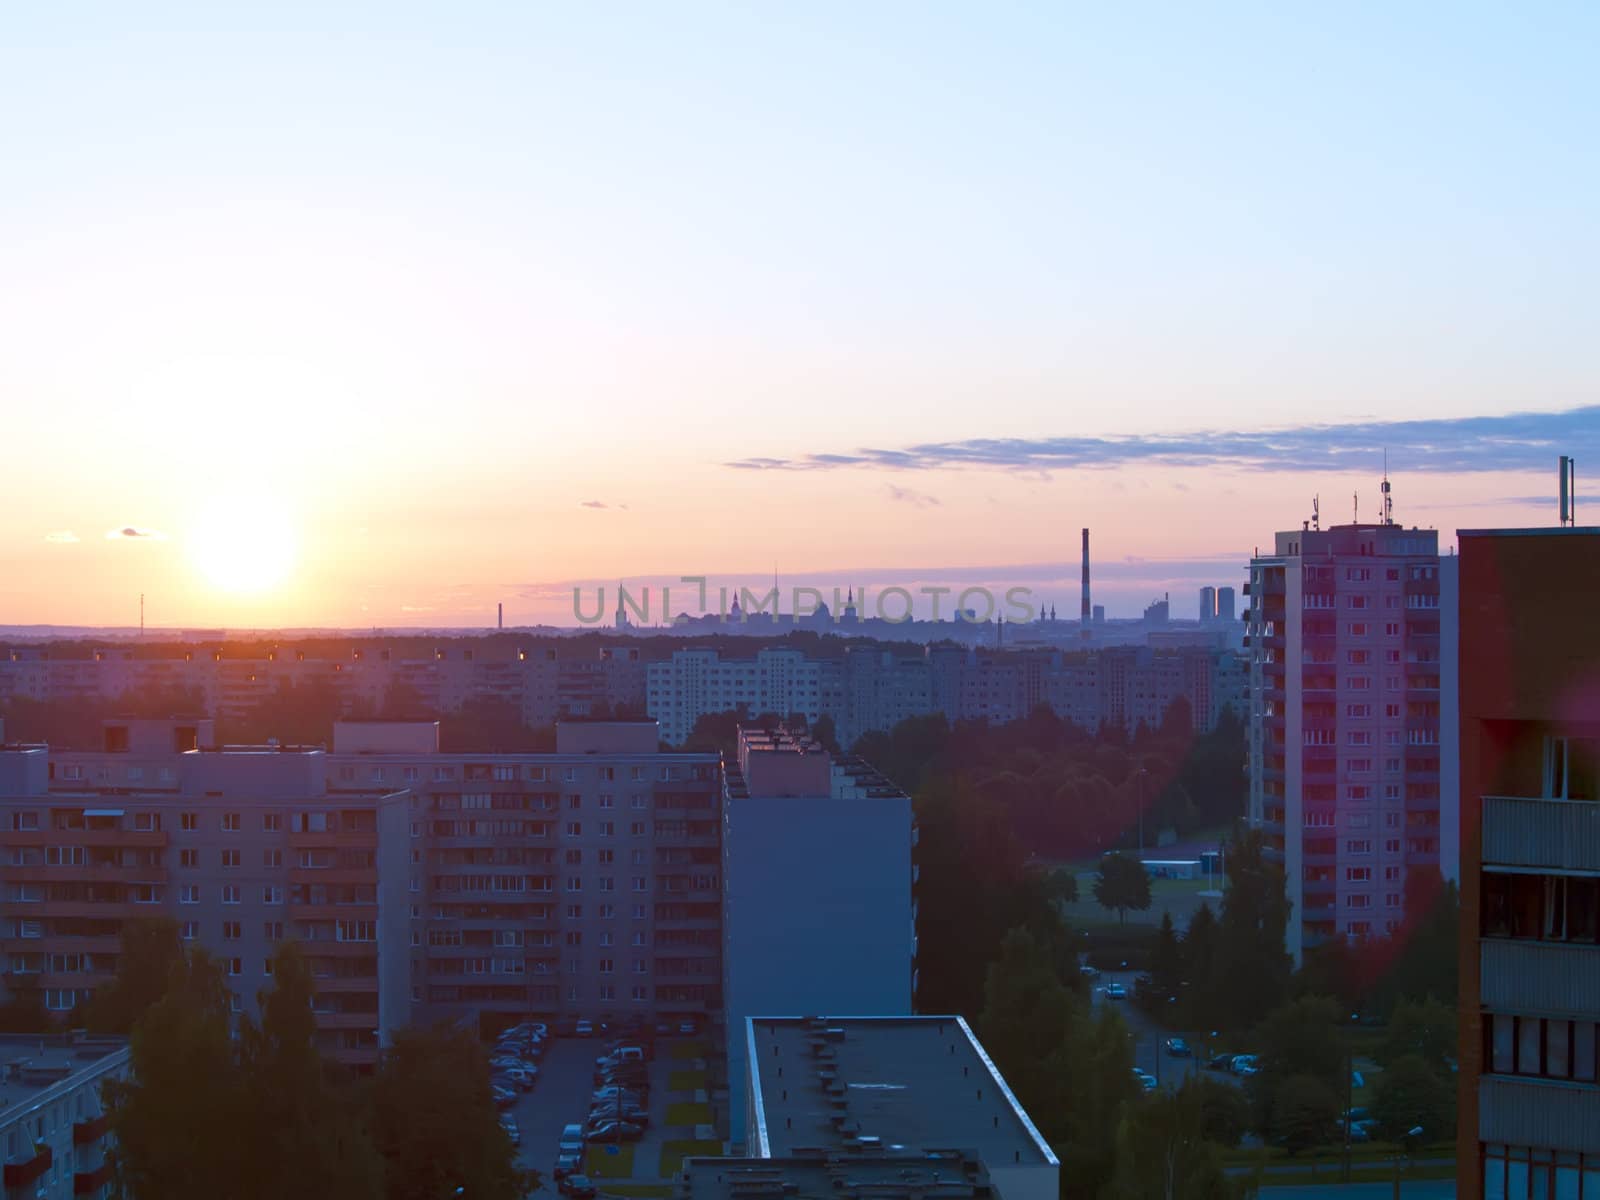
[188, 493, 297, 594]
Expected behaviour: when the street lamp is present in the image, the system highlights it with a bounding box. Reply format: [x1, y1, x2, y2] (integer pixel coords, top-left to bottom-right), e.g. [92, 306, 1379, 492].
[1392, 1127, 1423, 1200]
[1341, 1012, 1360, 1182]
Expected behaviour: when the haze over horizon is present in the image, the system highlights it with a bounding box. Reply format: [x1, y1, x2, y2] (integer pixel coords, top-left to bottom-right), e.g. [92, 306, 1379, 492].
[4, 4, 1597, 628]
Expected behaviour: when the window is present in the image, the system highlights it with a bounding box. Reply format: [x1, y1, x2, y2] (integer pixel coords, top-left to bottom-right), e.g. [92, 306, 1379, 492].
[222, 812, 241, 832]
[1346, 703, 1372, 718]
[1348, 623, 1368, 637]
[1346, 839, 1372, 855]
[599, 958, 614, 975]
[566, 904, 583, 919]
[566, 822, 582, 837]
[599, 821, 615, 837]
[568, 794, 581, 810]
[222, 849, 241, 869]
[222, 885, 241, 905]
[1345, 894, 1371, 909]
[263, 886, 283, 905]
[180, 849, 199, 868]
[1384, 623, 1401, 637]
[1385, 892, 1402, 908]
[264, 921, 284, 941]
[600, 877, 615, 892]
[223, 921, 241, 940]
[632, 931, 646, 946]
[633, 958, 647, 974]
[181, 921, 199, 941]
[599, 794, 615, 809]
[1546, 737, 1600, 800]
[630, 822, 646, 837]
[565, 849, 582, 865]
[227, 957, 242, 976]
[1347, 785, 1370, 801]
[263, 849, 282, 868]
[180, 884, 200, 904]
[1384, 838, 1401, 853]
[262, 813, 282, 832]
[181, 812, 199, 831]
[566, 877, 582, 892]
[1346, 867, 1371, 882]
[134, 812, 161, 831]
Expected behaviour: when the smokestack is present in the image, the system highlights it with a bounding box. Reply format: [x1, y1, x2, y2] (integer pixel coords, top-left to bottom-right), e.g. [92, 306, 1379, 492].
[1080, 528, 1091, 642]
[497, 603, 503, 630]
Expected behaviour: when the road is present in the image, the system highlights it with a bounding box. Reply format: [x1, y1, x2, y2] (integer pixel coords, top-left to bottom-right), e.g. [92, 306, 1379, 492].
[1088, 966, 1239, 1091]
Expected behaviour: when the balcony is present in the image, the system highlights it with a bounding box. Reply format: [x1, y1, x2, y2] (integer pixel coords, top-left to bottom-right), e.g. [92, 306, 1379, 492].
[1479, 1076, 1600, 1155]
[0, 901, 149, 920]
[288, 867, 376, 886]
[4, 1145, 51, 1189]
[287, 830, 376, 849]
[288, 902, 378, 921]
[1480, 939, 1600, 1018]
[1483, 796, 1600, 871]
[74, 1162, 114, 1194]
[6, 864, 166, 885]
[0, 935, 121, 956]
[73, 1114, 111, 1145]
[3, 830, 167, 848]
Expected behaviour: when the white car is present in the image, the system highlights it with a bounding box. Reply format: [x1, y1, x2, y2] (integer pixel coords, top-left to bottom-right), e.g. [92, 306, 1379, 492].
[1132, 1069, 1157, 1092]
[1104, 982, 1128, 1000]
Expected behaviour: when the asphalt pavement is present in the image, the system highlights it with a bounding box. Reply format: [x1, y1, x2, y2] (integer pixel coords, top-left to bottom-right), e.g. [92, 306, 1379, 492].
[1087, 966, 1242, 1092]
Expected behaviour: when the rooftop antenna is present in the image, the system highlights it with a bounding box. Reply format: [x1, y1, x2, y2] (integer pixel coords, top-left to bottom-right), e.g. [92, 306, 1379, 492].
[1312, 495, 1320, 531]
[1353, 492, 1359, 524]
[1381, 451, 1394, 526]
[1560, 455, 1577, 527]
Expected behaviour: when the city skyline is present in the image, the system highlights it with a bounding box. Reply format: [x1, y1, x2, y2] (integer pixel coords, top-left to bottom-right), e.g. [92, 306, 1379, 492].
[5, 4, 1597, 628]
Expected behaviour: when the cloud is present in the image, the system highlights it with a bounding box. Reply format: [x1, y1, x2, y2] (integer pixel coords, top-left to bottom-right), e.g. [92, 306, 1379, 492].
[725, 404, 1600, 476]
[42, 531, 80, 544]
[399, 604, 435, 613]
[886, 485, 941, 509]
[580, 500, 609, 509]
[105, 526, 167, 541]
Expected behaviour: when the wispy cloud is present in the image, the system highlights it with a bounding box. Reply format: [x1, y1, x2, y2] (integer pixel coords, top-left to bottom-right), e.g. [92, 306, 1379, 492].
[580, 500, 609, 509]
[886, 485, 941, 509]
[42, 531, 80, 544]
[105, 526, 167, 541]
[725, 404, 1600, 476]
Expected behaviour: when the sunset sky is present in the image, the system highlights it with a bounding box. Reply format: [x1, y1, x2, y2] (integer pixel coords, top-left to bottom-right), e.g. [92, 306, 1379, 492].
[3, 4, 1596, 629]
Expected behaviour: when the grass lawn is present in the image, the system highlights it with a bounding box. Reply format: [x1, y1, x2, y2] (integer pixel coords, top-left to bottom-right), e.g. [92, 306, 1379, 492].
[1223, 1142, 1456, 1168]
[659, 1139, 725, 1177]
[669, 1040, 710, 1061]
[668, 1069, 708, 1091]
[666, 1101, 713, 1126]
[584, 1145, 637, 1179]
[598, 1187, 676, 1198]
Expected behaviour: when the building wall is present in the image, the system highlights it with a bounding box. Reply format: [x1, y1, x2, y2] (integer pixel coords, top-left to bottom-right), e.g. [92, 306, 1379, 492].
[1457, 529, 1600, 1200]
[721, 793, 914, 1149]
[0, 1041, 130, 1200]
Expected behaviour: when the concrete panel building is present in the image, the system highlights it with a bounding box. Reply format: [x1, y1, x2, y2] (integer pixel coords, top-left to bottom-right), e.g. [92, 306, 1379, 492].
[0, 1036, 129, 1200]
[743, 1016, 1058, 1200]
[1247, 516, 1459, 962]
[722, 732, 915, 1149]
[1457, 527, 1600, 1198]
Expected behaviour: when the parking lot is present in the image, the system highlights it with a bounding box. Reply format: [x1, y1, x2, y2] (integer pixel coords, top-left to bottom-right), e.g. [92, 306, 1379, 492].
[502, 1030, 717, 1189]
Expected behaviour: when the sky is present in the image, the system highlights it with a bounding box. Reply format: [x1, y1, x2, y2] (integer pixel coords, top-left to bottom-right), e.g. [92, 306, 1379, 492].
[2, 3, 1597, 629]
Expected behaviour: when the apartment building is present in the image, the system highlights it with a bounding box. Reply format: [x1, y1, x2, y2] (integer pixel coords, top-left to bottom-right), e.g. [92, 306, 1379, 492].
[0, 1035, 129, 1200]
[743, 1016, 1058, 1200]
[647, 648, 826, 745]
[721, 730, 915, 1149]
[323, 720, 722, 1028]
[1247, 518, 1459, 962]
[0, 730, 410, 1068]
[1458, 527, 1600, 1199]
[679, 1151, 996, 1200]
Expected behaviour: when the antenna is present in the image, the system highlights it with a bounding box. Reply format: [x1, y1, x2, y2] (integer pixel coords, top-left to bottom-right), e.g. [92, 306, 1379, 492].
[1312, 495, 1320, 531]
[1381, 451, 1393, 526]
[1560, 455, 1577, 527]
[1353, 492, 1359, 524]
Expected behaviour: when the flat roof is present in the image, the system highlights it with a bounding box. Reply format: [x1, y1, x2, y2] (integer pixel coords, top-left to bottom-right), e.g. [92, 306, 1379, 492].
[0, 1037, 128, 1123]
[747, 1016, 1056, 1169]
[680, 1151, 997, 1200]
[1458, 527, 1600, 538]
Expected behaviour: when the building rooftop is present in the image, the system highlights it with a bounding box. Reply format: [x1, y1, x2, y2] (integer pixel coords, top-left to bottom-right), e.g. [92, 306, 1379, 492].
[680, 1151, 998, 1200]
[0, 1036, 128, 1122]
[746, 1016, 1056, 1169]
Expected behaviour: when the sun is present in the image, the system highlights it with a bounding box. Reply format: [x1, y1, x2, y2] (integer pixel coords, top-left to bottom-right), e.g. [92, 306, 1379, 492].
[188, 492, 297, 593]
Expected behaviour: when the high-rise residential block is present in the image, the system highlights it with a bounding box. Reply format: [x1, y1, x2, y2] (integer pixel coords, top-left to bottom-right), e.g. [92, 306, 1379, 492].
[1458, 527, 1600, 1198]
[1247, 518, 1458, 962]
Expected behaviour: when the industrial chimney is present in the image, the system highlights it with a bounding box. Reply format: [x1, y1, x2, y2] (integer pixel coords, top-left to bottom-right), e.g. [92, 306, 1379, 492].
[1080, 528, 1091, 642]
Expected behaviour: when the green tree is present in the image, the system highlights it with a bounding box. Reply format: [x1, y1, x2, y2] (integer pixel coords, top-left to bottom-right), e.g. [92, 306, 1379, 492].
[1210, 827, 1291, 1029]
[1379, 998, 1457, 1071]
[1270, 1074, 1339, 1156]
[1250, 995, 1345, 1136]
[1057, 1005, 1139, 1196]
[106, 949, 246, 1200]
[371, 1024, 528, 1200]
[1190, 1076, 1250, 1149]
[1150, 911, 1184, 1001]
[1371, 1054, 1454, 1144]
[1181, 902, 1220, 1029]
[978, 928, 1075, 1121]
[1094, 853, 1152, 925]
[1112, 1082, 1236, 1200]
[239, 943, 383, 1200]
[83, 916, 184, 1034]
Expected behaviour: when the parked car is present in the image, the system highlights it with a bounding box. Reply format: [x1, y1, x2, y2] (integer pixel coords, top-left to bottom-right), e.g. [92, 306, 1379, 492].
[1078, 964, 1100, 979]
[491, 1086, 516, 1109]
[1163, 1038, 1192, 1058]
[589, 1104, 649, 1127]
[1230, 1055, 1260, 1077]
[585, 1119, 646, 1143]
[592, 1089, 647, 1107]
[575, 1019, 595, 1037]
[554, 1154, 583, 1181]
[677, 1019, 699, 1035]
[559, 1124, 587, 1156]
[1204, 1054, 1233, 1072]
[1132, 1069, 1157, 1092]
[1104, 982, 1128, 1000]
[498, 1114, 520, 1147]
[560, 1176, 598, 1199]
[597, 1047, 646, 1067]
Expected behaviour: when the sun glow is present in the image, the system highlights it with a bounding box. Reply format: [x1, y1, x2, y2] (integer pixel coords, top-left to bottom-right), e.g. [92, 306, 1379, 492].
[188, 492, 297, 594]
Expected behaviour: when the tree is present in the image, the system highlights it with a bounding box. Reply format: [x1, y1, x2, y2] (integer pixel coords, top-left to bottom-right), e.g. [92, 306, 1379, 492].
[1270, 1074, 1339, 1156]
[1371, 1054, 1454, 1144]
[371, 1024, 529, 1200]
[1150, 911, 1184, 1001]
[239, 944, 383, 1200]
[106, 949, 247, 1200]
[978, 928, 1075, 1121]
[1056, 1005, 1139, 1197]
[1094, 853, 1152, 925]
[1250, 994, 1345, 1136]
[1210, 827, 1291, 1029]
[1190, 1076, 1250, 1149]
[1379, 998, 1457, 1071]
[810, 713, 840, 755]
[1181, 903, 1220, 1029]
[1112, 1082, 1235, 1200]
[83, 916, 184, 1034]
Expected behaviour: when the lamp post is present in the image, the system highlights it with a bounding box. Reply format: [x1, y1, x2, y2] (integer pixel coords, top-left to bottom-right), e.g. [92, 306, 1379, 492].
[1341, 1012, 1359, 1183]
[1392, 1126, 1423, 1200]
